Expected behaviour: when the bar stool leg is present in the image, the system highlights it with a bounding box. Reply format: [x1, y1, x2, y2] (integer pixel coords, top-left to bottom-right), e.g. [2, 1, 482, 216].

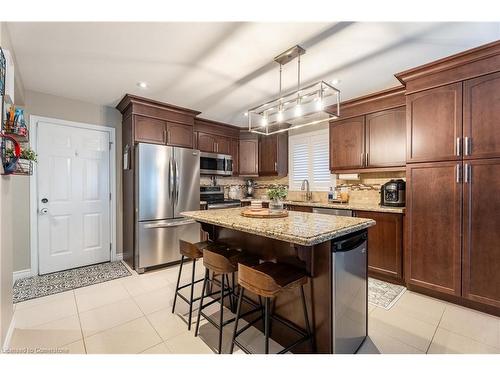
[264, 297, 271, 354]
[187, 259, 197, 330]
[231, 273, 236, 312]
[218, 274, 225, 354]
[229, 287, 244, 354]
[224, 274, 234, 312]
[300, 285, 315, 353]
[172, 255, 185, 314]
[195, 269, 209, 337]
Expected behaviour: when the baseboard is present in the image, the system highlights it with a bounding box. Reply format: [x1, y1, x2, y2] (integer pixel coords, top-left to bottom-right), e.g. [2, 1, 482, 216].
[113, 253, 123, 261]
[2, 315, 15, 352]
[12, 268, 34, 284]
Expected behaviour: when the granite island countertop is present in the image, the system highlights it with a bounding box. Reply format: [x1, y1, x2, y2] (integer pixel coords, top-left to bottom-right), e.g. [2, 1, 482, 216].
[182, 207, 375, 246]
[240, 198, 405, 214]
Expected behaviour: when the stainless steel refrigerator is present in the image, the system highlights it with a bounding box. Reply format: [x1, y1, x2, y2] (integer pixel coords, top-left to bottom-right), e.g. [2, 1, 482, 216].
[135, 143, 201, 273]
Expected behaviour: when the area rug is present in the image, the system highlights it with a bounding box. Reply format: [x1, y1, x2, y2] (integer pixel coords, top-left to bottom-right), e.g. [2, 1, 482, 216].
[13, 261, 131, 304]
[368, 277, 406, 310]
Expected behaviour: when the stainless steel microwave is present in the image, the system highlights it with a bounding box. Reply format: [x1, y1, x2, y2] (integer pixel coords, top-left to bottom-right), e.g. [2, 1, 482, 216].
[200, 152, 233, 176]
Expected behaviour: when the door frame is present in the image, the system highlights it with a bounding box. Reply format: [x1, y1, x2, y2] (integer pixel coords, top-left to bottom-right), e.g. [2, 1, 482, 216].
[29, 115, 117, 276]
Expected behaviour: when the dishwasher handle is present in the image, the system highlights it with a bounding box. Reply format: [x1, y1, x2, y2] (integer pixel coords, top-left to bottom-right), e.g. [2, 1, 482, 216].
[333, 232, 367, 252]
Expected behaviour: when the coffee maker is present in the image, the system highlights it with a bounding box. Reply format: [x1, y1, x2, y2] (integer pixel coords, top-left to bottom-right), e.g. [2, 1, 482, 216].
[244, 179, 255, 198]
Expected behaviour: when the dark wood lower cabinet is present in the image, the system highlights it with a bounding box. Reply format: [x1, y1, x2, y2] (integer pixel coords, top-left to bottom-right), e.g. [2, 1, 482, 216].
[462, 158, 500, 308]
[406, 162, 462, 296]
[354, 210, 404, 284]
[286, 204, 313, 213]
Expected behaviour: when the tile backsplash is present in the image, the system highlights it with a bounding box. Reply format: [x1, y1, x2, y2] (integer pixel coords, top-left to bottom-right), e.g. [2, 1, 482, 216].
[200, 171, 405, 204]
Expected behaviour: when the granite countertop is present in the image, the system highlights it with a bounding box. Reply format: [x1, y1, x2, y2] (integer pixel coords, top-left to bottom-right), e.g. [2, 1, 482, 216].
[182, 207, 375, 246]
[239, 198, 405, 214]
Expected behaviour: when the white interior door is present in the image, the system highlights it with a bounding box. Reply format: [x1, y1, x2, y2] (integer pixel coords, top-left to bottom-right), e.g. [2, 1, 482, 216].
[37, 121, 111, 275]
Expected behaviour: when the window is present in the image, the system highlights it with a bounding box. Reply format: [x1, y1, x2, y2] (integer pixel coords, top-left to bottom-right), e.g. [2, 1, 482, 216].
[289, 129, 334, 191]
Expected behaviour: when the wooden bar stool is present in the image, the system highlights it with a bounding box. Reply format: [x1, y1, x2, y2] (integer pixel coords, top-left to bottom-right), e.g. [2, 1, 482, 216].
[194, 247, 260, 354]
[230, 262, 314, 354]
[172, 240, 227, 330]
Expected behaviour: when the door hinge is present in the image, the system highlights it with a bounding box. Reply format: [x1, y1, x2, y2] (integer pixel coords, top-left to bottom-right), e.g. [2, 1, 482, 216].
[109, 192, 112, 201]
[109, 243, 112, 252]
[109, 141, 113, 150]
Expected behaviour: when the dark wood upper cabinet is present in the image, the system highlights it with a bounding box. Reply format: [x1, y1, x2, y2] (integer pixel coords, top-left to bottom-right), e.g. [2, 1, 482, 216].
[258, 133, 288, 176]
[406, 83, 463, 163]
[166, 122, 193, 148]
[463, 71, 500, 160]
[230, 138, 239, 176]
[365, 107, 406, 167]
[354, 210, 404, 284]
[239, 135, 259, 176]
[216, 136, 231, 155]
[462, 158, 500, 308]
[134, 115, 167, 145]
[406, 162, 462, 297]
[197, 132, 218, 153]
[329, 116, 365, 171]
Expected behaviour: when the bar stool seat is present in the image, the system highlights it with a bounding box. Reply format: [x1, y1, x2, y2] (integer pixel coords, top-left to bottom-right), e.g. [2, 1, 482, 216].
[195, 247, 260, 354]
[172, 240, 228, 330]
[230, 261, 314, 354]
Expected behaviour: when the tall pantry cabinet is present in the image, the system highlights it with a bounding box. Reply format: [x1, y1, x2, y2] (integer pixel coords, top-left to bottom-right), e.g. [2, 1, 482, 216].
[397, 41, 500, 312]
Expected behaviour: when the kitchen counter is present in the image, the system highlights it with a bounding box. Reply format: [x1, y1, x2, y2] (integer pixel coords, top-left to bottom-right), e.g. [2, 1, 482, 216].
[182, 207, 375, 246]
[240, 198, 405, 214]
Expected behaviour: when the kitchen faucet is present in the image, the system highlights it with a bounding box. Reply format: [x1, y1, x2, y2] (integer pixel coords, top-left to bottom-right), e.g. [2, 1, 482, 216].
[301, 179, 313, 201]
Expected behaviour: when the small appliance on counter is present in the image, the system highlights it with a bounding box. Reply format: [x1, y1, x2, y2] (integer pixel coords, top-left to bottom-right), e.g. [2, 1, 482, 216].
[244, 179, 256, 198]
[380, 179, 406, 207]
[200, 186, 241, 209]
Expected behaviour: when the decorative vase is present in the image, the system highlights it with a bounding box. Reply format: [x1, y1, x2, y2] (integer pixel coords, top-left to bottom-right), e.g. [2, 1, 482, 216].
[269, 198, 284, 212]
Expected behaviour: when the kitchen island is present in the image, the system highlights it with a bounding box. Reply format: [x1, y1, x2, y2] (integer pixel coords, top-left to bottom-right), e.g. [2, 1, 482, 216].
[182, 207, 376, 353]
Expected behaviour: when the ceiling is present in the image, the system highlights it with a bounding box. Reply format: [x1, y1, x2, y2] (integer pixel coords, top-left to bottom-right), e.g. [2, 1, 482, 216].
[6, 22, 500, 126]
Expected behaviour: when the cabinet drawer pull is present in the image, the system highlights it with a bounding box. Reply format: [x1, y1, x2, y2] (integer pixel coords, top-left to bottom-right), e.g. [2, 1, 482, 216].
[456, 163, 462, 183]
[464, 137, 471, 156]
[464, 163, 470, 183]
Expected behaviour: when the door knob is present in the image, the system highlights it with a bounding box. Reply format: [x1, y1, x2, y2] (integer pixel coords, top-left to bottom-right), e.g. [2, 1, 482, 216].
[40, 208, 49, 215]
[41, 198, 49, 203]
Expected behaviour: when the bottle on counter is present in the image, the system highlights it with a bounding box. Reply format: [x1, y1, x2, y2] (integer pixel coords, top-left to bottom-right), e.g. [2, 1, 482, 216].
[328, 187, 334, 203]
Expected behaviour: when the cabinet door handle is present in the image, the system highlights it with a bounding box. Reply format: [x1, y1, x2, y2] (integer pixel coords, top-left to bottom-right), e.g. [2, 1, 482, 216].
[456, 163, 462, 183]
[360, 153, 364, 167]
[164, 129, 167, 143]
[464, 137, 471, 156]
[464, 163, 470, 183]
[274, 162, 277, 171]
[365, 153, 369, 166]
[456, 137, 462, 156]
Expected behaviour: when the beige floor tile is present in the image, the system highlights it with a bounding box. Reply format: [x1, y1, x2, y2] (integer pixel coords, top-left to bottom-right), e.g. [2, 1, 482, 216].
[140, 342, 172, 354]
[121, 273, 172, 297]
[133, 285, 177, 315]
[164, 331, 213, 354]
[358, 327, 424, 354]
[14, 295, 78, 328]
[439, 304, 500, 349]
[146, 308, 188, 341]
[75, 282, 130, 312]
[15, 291, 75, 311]
[9, 315, 82, 351]
[428, 328, 500, 354]
[369, 306, 437, 352]
[79, 298, 144, 337]
[84, 317, 162, 354]
[390, 291, 446, 326]
[368, 304, 377, 314]
[59, 340, 86, 354]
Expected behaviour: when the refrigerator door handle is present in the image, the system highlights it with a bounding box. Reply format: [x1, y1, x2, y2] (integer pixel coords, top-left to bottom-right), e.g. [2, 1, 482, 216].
[169, 158, 175, 200]
[143, 219, 196, 229]
[175, 159, 180, 206]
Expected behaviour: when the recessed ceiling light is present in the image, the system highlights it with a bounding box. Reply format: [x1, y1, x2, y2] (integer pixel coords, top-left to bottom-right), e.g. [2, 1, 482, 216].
[243, 112, 248, 117]
[137, 81, 148, 89]
[331, 79, 341, 85]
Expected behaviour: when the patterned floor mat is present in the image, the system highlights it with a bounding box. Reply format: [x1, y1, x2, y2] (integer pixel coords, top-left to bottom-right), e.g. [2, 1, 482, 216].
[368, 277, 406, 309]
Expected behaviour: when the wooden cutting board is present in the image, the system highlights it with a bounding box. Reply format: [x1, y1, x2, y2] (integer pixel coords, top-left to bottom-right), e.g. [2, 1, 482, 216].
[240, 208, 289, 218]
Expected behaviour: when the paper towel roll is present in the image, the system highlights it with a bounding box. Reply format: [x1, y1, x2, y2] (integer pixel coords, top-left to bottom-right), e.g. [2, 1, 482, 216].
[337, 173, 360, 180]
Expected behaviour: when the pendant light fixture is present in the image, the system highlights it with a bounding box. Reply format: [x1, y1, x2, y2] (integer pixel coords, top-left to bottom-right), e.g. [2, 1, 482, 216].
[247, 45, 340, 136]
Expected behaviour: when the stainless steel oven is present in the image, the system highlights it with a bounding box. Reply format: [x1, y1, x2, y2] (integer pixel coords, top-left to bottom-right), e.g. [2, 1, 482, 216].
[200, 152, 233, 176]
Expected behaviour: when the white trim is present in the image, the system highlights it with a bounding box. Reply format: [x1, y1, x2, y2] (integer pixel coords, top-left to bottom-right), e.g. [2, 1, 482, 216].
[2, 315, 15, 352]
[12, 269, 33, 283]
[113, 253, 123, 261]
[29, 115, 117, 276]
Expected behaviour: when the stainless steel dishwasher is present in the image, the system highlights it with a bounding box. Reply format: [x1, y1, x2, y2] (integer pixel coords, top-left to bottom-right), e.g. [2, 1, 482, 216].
[331, 230, 368, 354]
[312, 207, 353, 216]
